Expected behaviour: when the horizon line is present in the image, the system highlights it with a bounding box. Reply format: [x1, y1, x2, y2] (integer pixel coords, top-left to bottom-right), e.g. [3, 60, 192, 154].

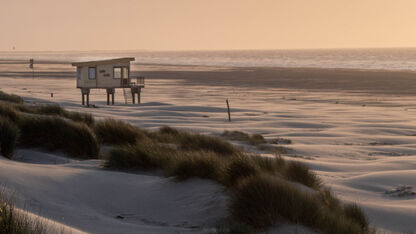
[2, 46, 416, 53]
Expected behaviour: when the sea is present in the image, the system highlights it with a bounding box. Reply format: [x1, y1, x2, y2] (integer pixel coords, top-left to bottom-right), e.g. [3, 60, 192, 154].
[2, 48, 416, 71]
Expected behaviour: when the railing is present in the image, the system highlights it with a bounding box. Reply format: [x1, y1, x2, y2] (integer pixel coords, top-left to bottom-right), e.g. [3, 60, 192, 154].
[136, 76, 145, 86]
[122, 76, 145, 88]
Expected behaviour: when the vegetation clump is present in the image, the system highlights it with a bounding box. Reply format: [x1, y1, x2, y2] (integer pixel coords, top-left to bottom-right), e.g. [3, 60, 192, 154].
[221, 130, 292, 154]
[179, 133, 237, 156]
[0, 103, 20, 122]
[222, 130, 267, 145]
[149, 127, 240, 156]
[11, 103, 94, 125]
[0, 90, 24, 104]
[230, 174, 367, 234]
[0, 117, 19, 158]
[171, 151, 224, 181]
[0, 192, 44, 234]
[106, 141, 171, 170]
[283, 161, 321, 189]
[17, 116, 99, 158]
[94, 118, 146, 145]
[224, 156, 259, 186]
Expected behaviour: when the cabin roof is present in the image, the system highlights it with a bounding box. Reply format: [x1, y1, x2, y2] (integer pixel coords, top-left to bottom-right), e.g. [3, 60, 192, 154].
[71, 57, 135, 67]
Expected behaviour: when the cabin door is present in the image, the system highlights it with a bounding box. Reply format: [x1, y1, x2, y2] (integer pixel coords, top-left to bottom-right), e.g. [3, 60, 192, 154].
[121, 67, 129, 86]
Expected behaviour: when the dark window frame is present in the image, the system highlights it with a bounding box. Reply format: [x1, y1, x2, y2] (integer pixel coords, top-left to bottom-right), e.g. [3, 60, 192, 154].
[88, 67, 96, 80]
[113, 66, 122, 79]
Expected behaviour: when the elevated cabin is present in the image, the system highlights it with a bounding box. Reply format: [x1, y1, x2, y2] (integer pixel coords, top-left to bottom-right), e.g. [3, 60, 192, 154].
[71, 57, 144, 106]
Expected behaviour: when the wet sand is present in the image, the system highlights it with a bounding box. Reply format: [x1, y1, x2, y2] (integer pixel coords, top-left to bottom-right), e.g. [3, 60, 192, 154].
[1, 60, 416, 95]
[139, 66, 416, 95]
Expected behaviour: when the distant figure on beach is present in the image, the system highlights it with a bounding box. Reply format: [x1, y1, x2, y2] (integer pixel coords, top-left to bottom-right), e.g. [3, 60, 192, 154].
[29, 59, 34, 69]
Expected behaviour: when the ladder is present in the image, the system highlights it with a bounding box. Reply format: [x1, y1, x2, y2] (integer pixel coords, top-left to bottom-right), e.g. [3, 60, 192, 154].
[123, 88, 132, 104]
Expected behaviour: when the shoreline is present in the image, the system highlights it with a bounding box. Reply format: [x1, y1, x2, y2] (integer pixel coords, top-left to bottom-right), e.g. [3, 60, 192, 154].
[2, 62, 416, 95]
[139, 66, 416, 95]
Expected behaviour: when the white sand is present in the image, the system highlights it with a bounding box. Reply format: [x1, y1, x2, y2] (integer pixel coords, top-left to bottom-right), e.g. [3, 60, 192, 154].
[1, 67, 416, 232]
[0, 153, 228, 234]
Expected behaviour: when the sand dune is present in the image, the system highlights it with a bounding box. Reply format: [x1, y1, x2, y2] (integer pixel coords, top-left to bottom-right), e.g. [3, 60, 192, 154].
[0, 153, 227, 234]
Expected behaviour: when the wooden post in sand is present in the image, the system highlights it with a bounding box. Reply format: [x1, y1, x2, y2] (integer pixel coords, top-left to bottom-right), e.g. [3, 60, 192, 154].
[226, 99, 231, 122]
[29, 59, 34, 79]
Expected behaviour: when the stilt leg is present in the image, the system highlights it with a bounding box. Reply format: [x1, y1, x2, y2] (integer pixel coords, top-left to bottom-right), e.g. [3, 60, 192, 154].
[132, 91, 135, 104]
[138, 92, 141, 104]
[82, 94, 85, 105]
[107, 93, 110, 105]
[111, 93, 114, 105]
[86, 94, 90, 106]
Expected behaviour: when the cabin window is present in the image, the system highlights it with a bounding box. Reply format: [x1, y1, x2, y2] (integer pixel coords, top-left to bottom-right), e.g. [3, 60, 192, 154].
[122, 67, 129, 79]
[77, 67, 81, 80]
[113, 67, 122, 79]
[88, 67, 96, 80]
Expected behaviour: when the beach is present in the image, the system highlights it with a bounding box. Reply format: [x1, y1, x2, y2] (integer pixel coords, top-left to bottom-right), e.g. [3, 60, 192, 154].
[1, 60, 416, 233]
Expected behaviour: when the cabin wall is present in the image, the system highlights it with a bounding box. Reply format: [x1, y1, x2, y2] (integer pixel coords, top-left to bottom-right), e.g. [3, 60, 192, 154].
[77, 61, 130, 88]
[76, 67, 86, 88]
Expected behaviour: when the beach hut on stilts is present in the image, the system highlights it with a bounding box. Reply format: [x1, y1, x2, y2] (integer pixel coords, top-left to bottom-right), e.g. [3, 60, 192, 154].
[71, 57, 145, 106]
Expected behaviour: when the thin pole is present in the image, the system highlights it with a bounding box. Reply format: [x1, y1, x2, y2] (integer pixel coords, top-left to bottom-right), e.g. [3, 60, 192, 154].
[226, 99, 231, 122]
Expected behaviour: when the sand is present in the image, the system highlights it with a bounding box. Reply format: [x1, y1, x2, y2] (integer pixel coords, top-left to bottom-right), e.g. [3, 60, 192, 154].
[1, 61, 416, 233]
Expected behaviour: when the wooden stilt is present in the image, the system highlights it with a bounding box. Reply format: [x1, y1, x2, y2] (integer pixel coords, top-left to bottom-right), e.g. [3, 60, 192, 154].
[132, 91, 135, 104]
[81, 88, 90, 106]
[138, 92, 141, 104]
[111, 93, 115, 105]
[107, 93, 110, 105]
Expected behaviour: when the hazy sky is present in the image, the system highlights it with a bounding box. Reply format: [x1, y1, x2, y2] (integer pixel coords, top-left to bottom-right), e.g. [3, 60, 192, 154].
[1, 0, 416, 51]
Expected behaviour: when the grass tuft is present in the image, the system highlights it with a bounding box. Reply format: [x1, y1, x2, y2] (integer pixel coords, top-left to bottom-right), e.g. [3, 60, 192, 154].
[159, 126, 180, 135]
[251, 155, 285, 174]
[0, 192, 44, 234]
[248, 134, 267, 145]
[171, 151, 224, 181]
[13, 104, 94, 125]
[222, 130, 267, 145]
[343, 203, 369, 231]
[0, 91, 24, 104]
[149, 127, 240, 156]
[106, 141, 171, 170]
[179, 133, 238, 156]
[283, 161, 321, 189]
[0, 103, 20, 122]
[94, 118, 146, 145]
[224, 156, 259, 186]
[230, 174, 367, 233]
[17, 116, 99, 158]
[0, 117, 19, 158]
[230, 174, 314, 229]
